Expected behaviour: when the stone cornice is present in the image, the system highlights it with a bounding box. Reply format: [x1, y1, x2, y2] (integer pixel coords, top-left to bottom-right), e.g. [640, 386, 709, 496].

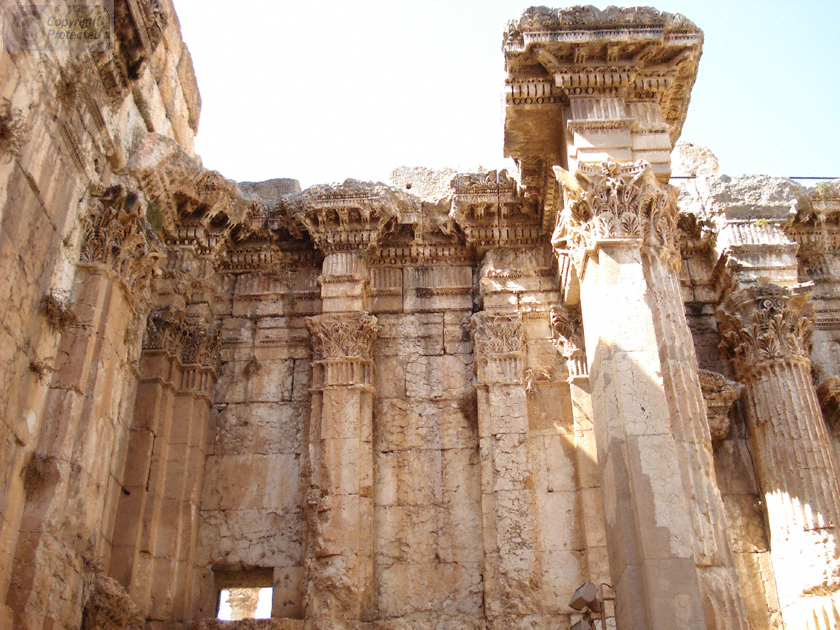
[717, 284, 814, 380]
[552, 159, 680, 279]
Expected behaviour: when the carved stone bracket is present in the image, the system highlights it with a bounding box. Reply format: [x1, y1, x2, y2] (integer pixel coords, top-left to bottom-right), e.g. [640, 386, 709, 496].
[550, 306, 587, 378]
[717, 284, 814, 380]
[306, 312, 380, 388]
[698, 370, 744, 445]
[552, 159, 680, 278]
[80, 184, 164, 307]
[469, 311, 525, 385]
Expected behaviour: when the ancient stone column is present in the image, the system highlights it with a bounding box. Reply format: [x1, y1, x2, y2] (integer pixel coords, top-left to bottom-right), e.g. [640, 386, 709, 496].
[305, 310, 378, 628]
[718, 284, 840, 626]
[553, 160, 748, 630]
[469, 310, 543, 627]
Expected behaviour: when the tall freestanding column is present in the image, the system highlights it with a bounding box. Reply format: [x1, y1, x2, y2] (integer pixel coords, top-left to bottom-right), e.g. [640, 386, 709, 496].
[718, 284, 840, 627]
[554, 160, 748, 630]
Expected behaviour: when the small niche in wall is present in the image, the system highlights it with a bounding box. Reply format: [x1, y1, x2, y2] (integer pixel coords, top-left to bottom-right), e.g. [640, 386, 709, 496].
[214, 569, 274, 620]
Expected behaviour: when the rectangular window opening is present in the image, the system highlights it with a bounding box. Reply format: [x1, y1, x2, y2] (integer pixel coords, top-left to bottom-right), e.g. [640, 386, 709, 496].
[217, 587, 273, 620]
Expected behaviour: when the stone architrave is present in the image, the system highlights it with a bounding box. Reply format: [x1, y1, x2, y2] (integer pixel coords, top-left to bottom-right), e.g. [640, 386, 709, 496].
[305, 312, 379, 628]
[469, 311, 543, 627]
[718, 284, 840, 625]
[553, 159, 748, 630]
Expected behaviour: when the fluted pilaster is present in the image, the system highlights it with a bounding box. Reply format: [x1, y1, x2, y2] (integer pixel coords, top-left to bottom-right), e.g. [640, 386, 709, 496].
[469, 311, 543, 626]
[305, 311, 379, 627]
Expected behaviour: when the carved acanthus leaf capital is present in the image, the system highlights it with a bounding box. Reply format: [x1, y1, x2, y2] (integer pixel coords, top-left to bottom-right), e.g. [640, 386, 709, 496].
[80, 184, 164, 304]
[717, 284, 814, 378]
[552, 160, 680, 277]
[306, 312, 380, 362]
[698, 370, 743, 445]
[143, 309, 220, 371]
[470, 311, 525, 385]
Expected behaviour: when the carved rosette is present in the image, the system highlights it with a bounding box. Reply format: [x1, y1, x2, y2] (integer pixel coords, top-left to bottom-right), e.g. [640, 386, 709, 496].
[552, 160, 680, 277]
[698, 370, 744, 445]
[469, 311, 525, 385]
[80, 184, 164, 306]
[143, 310, 220, 373]
[550, 306, 587, 378]
[306, 312, 380, 388]
[717, 284, 814, 380]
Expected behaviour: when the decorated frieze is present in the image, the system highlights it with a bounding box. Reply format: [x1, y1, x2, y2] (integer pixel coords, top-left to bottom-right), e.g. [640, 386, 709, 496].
[717, 284, 815, 379]
[552, 159, 680, 276]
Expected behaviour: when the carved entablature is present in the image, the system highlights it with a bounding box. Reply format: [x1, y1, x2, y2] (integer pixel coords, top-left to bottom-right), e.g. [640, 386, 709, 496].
[503, 6, 703, 142]
[717, 284, 815, 380]
[698, 370, 744, 445]
[470, 311, 526, 385]
[450, 170, 542, 249]
[306, 313, 380, 388]
[80, 184, 164, 306]
[286, 180, 414, 254]
[129, 134, 251, 260]
[552, 159, 679, 277]
[143, 309, 220, 372]
[550, 306, 587, 378]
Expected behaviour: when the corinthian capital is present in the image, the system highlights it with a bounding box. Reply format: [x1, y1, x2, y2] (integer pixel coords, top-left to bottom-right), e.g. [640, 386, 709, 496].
[306, 312, 379, 362]
[143, 309, 220, 371]
[552, 160, 679, 277]
[80, 184, 164, 304]
[717, 284, 814, 379]
[470, 311, 525, 385]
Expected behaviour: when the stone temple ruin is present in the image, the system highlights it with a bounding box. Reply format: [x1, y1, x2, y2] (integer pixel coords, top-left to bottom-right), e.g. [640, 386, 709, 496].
[2, 2, 840, 629]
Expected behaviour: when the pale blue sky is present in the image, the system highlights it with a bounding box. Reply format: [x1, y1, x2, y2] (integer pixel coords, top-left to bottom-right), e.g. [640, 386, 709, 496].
[174, 1, 840, 189]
